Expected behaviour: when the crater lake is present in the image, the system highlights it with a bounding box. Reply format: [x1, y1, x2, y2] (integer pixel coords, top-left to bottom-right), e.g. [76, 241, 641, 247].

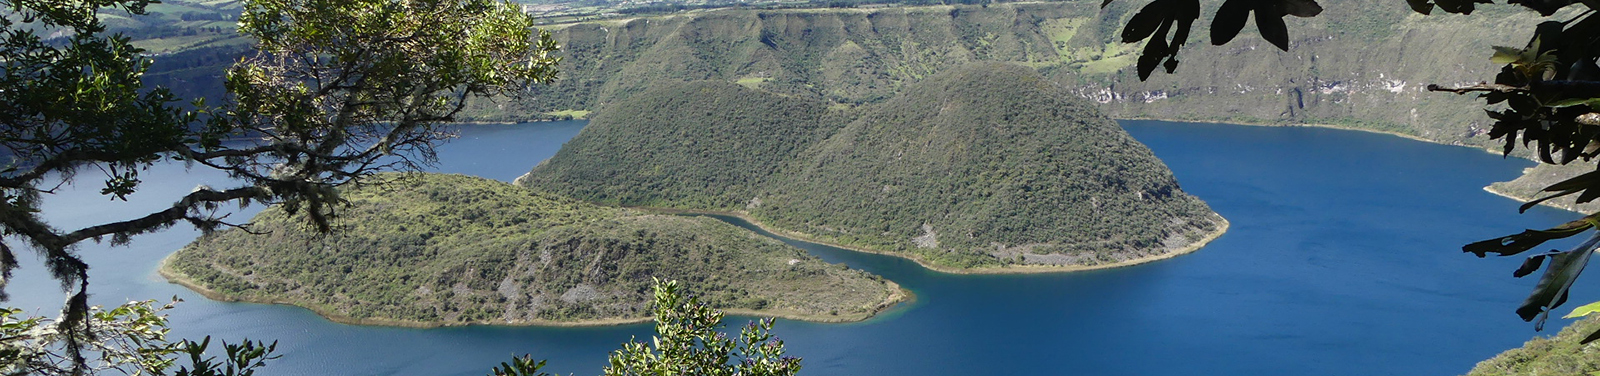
[5, 119, 1583, 376]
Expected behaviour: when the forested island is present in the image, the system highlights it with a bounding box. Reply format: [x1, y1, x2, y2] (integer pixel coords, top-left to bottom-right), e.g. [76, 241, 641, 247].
[521, 63, 1226, 272]
[162, 173, 904, 326]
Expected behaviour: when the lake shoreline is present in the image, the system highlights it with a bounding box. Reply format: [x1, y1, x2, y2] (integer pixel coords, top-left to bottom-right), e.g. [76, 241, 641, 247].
[157, 251, 911, 328]
[634, 207, 1231, 275]
[1482, 185, 1587, 214]
[1117, 117, 1444, 145]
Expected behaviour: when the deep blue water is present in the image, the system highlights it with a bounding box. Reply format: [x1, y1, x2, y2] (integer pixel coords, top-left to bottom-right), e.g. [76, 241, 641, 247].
[6, 119, 1586, 375]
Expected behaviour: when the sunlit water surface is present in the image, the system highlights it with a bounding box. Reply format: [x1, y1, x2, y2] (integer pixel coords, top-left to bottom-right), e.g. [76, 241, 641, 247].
[6, 119, 1583, 376]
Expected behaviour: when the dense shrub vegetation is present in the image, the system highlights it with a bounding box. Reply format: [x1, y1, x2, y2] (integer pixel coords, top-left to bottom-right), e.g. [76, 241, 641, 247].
[517, 81, 848, 208]
[523, 63, 1223, 270]
[756, 63, 1222, 268]
[167, 173, 899, 325]
[1466, 316, 1600, 376]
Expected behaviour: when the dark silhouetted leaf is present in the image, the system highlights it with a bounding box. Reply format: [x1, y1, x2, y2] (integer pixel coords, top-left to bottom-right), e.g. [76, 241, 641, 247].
[1102, 0, 1115, 7]
[1170, 0, 1198, 46]
[1211, 0, 1251, 45]
[1137, 25, 1169, 80]
[1544, 169, 1600, 192]
[1406, 0, 1435, 14]
[1545, 97, 1592, 108]
[1516, 234, 1598, 327]
[1510, 0, 1575, 16]
[1122, 4, 1169, 43]
[1516, 253, 1551, 277]
[1254, 3, 1290, 50]
[1521, 188, 1581, 213]
[1568, 59, 1600, 80]
[1584, 328, 1600, 344]
[1463, 213, 1600, 257]
[1128, 0, 1199, 80]
[1578, 185, 1600, 204]
[1433, 0, 1480, 14]
[1276, 0, 1323, 17]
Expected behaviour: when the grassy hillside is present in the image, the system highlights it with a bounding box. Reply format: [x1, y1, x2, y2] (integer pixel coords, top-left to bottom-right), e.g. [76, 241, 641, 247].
[164, 173, 902, 326]
[96, 0, 253, 106]
[754, 63, 1223, 269]
[516, 80, 848, 208]
[1465, 316, 1600, 376]
[523, 63, 1225, 271]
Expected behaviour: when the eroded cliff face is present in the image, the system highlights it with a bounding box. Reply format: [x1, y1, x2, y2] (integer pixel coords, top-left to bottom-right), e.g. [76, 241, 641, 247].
[499, 0, 1541, 149]
[1069, 0, 1539, 147]
[497, 1, 1579, 210]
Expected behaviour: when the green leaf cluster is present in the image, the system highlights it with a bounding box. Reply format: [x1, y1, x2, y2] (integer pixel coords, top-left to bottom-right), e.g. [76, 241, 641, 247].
[601, 280, 800, 376]
[0, 299, 278, 376]
[2, 0, 562, 366]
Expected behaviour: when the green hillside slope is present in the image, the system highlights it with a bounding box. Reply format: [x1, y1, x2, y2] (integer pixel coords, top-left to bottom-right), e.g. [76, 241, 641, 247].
[523, 63, 1225, 272]
[515, 80, 847, 208]
[163, 173, 903, 326]
[1464, 316, 1600, 376]
[754, 63, 1224, 269]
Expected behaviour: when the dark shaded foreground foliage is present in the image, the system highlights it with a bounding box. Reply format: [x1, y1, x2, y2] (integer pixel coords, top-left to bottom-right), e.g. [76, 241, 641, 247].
[5, 280, 805, 376]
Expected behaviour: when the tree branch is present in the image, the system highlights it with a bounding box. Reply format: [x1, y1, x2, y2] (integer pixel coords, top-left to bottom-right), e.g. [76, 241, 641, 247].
[1427, 83, 1527, 94]
[57, 186, 269, 246]
[1428, 80, 1600, 97]
[0, 148, 156, 189]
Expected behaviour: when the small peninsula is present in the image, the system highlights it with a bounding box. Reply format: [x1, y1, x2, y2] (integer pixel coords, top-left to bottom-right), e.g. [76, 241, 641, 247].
[1485, 162, 1600, 213]
[162, 173, 904, 327]
[521, 62, 1227, 272]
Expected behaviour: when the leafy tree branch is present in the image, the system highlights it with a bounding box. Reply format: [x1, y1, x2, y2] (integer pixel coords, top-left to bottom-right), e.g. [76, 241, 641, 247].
[0, 0, 561, 371]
